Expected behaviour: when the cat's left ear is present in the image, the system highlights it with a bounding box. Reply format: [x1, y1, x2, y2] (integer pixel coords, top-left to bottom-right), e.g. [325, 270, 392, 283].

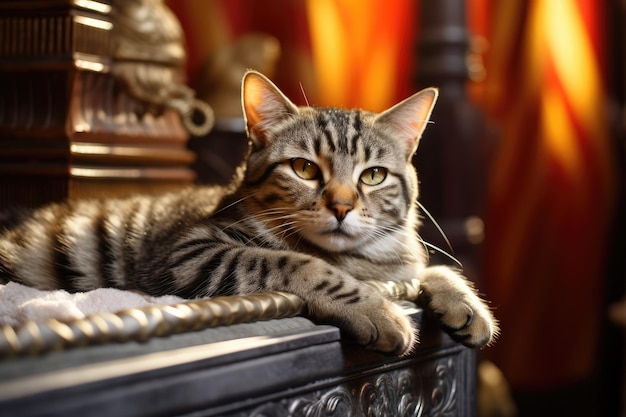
[374, 87, 438, 160]
[242, 70, 299, 149]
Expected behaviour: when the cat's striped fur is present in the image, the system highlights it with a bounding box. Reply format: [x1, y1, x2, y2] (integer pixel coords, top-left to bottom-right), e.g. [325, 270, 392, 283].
[0, 71, 497, 355]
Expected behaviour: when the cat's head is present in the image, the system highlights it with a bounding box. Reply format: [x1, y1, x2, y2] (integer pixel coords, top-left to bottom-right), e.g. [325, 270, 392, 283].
[240, 70, 437, 254]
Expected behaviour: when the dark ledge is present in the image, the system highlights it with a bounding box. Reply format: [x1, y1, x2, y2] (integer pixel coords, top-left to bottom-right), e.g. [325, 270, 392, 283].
[0, 306, 477, 417]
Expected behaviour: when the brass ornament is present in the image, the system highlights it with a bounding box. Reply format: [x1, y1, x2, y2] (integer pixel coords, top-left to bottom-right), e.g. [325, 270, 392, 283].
[112, 0, 214, 137]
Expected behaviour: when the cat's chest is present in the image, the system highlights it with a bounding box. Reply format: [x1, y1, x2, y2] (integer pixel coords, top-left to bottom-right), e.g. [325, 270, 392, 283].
[320, 251, 422, 283]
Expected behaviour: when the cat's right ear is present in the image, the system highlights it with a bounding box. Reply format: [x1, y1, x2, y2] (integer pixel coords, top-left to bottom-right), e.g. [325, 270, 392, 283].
[374, 87, 438, 160]
[242, 70, 299, 149]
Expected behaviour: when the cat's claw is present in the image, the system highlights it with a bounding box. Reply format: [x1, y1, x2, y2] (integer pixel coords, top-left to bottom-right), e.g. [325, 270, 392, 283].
[418, 266, 498, 348]
[425, 295, 496, 348]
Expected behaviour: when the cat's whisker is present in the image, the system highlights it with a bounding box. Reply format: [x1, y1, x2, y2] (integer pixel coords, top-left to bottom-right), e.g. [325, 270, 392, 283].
[375, 220, 459, 267]
[378, 225, 428, 261]
[416, 238, 463, 268]
[212, 192, 259, 216]
[278, 225, 304, 242]
[299, 82, 310, 107]
[240, 214, 302, 245]
[220, 208, 296, 232]
[263, 220, 299, 236]
[418, 237, 432, 264]
[365, 222, 436, 266]
[417, 201, 454, 254]
[359, 223, 414, 264]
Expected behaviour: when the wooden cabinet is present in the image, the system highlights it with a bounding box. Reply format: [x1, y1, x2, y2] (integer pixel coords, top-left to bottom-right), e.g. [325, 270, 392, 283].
[0, 0, 196, 208]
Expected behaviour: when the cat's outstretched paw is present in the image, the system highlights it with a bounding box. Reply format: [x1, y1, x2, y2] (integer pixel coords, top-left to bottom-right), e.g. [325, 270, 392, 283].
[309, 292, 416, 356]
[418, 266, 498, 348]
[350, 297, 417, 355]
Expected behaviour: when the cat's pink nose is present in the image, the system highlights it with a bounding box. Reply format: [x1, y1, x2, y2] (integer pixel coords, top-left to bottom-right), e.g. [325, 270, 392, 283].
[327, 201, 353, 221]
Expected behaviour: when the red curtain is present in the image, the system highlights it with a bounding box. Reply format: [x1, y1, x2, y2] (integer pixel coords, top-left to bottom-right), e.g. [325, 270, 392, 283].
[478, 0, 616, 389]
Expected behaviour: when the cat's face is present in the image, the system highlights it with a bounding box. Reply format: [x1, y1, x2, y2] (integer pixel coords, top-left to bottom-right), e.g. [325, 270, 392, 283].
[241, 71, 438, 254]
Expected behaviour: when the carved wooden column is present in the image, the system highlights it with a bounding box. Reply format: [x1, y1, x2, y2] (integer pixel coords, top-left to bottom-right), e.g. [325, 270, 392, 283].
[414, 0, 489, 283]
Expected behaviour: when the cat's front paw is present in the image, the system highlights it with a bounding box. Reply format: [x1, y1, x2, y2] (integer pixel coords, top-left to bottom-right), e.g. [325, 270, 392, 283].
[310, 292, 416, 355]
[285, 259, 417, 355]
[350, 297, 417, 355]
[418, 266, 498, 348]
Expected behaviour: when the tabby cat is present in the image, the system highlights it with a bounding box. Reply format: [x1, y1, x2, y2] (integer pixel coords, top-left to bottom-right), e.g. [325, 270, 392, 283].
[0, 71, 497, 355]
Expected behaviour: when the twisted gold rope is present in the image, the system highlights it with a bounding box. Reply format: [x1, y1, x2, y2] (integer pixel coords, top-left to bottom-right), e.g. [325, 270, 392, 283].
[0, 279, 420, 358]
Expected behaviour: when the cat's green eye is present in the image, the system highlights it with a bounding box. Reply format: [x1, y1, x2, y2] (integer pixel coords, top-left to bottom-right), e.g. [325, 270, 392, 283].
[360, 167, 387, 186]
[291, 158, 320, 180]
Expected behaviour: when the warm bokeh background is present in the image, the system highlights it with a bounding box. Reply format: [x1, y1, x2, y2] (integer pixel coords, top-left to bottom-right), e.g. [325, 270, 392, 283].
[167, 1, 625, 416]
[168, 0, 418, 111]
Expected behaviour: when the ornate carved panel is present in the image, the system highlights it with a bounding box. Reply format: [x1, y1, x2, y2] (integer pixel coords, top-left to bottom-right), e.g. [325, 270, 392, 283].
[230, 352, 473, 417]
[0, 0, 204, 208]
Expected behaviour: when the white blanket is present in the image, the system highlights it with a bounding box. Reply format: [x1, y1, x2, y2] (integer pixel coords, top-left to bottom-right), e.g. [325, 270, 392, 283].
[0, 282, 184, 328]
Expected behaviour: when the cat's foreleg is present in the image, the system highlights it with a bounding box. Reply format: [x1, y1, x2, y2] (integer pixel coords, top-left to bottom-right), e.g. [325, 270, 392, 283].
[229, 250, 417, 355]
[416, 265, 498, 348]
